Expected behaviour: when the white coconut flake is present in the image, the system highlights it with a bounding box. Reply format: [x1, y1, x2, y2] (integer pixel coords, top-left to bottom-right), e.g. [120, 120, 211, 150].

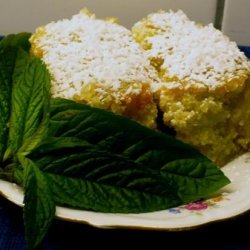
[35, 11, 157, 99]
[146, 10, 250, 90]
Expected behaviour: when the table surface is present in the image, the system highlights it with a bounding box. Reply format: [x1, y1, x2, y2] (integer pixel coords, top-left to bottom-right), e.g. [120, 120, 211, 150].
[1, 195, 250, 250]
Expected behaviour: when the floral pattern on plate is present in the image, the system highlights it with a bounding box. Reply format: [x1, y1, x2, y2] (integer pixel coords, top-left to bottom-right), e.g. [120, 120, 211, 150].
[168, 193, 230, 215]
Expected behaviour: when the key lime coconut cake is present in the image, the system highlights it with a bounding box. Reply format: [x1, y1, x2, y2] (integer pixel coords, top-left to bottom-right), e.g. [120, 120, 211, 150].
[30, 9, 158, 128]
[30, 8, 250, 166]
[132, 10, 250, 166]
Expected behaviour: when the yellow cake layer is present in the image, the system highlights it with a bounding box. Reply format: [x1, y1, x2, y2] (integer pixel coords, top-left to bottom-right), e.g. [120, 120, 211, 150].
[132, 10, 250, 166]
[30, 9, 158, 128]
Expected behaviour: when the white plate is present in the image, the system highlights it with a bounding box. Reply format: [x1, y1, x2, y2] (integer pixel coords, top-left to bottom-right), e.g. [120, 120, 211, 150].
[0, 153, 250, 230]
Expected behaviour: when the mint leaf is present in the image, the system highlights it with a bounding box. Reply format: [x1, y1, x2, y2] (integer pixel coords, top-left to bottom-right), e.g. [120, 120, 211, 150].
[25, 98, 229, 213]
[14, 166, 181, 213]
[0, 32, 31, 161]
[29, 138, 229, 211]
[4, 51, 50, 159]
[12, 48, 31, 82]
[48, 172, 182, 213]
[0, 33, 32, 161]
[29, 137, 182, 197]
[159, 159, 230, 203]
[21, 157, 55, 250]
[0, 33, 31, 52]
[0, 47, 16, 161]
[11, 92, 229, 245]
[49, 98, 202, 161]
[0, 162, 17, 182]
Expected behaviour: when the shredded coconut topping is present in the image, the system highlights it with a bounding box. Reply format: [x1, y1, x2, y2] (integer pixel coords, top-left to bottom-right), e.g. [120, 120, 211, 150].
[146, 10, 250, 90]
[34, 11, 157, 99]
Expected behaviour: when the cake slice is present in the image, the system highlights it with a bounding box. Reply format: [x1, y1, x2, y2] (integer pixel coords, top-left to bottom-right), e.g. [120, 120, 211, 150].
[132, 10, 250, 165]
[30, 9, 158, 128]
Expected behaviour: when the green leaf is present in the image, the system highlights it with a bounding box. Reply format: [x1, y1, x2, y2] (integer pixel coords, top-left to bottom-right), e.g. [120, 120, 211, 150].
[21, 157, 55, 250]
[18, 112, 50, 156]
[0, 162, 16, 182]
[49, 98, 204, 161]
[4, 51, 50, 159]
[14, 98, 229, 214]
[12, 48, 31, 82]
[26, 98, 230, 213]
[30, 137, 179, 195]
[0, 35, 31, 161]
[29, 137, 90, 153]
[159, 159, 230, 203]
[14, 166, 181, 213]
[0, 47, 16, 161]
[30, 137, 229, 210]
[0, 32, 31, 52]
[48, 173, 182, 213]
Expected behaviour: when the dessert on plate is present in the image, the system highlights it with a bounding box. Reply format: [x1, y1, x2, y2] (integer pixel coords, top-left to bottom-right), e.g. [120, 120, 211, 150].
[30, 8, 250, 166]
[132, 10, 250, 166]
[29, 9, 158, 128]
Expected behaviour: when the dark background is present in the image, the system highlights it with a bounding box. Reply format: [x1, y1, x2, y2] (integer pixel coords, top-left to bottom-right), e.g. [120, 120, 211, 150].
[1, 196, 250, 250]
